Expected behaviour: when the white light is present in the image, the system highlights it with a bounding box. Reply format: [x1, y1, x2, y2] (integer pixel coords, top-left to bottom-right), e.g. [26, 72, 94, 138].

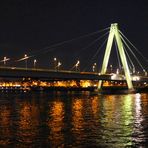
[116, 68, 119, 74]
[58, 62, 61, 66]
[24, 54, 29, 60]
[34, 59, 37, 68]
[111, 74, 117, 80]
[135, 93, 141, 99]
[76, 60, 80, 66]
[133, 76, 140, 81]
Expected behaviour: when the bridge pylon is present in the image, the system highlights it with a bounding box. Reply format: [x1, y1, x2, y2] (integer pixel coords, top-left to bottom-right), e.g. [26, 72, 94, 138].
[98, 23, 133, 90]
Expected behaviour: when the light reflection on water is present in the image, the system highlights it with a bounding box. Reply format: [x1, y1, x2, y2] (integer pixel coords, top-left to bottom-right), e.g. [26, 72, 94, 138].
[0, 92, 148, 147]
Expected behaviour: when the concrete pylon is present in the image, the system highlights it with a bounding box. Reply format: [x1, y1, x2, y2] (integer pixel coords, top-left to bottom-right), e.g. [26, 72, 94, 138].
[98, 23, 133, 90]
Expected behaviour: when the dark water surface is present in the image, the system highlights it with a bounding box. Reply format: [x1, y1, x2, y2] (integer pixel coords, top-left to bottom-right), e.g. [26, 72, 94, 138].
[0, 92, 148, 147]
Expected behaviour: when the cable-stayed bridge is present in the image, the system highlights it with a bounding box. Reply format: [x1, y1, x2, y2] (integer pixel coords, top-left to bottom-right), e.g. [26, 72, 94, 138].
[0, 23, 148, 92]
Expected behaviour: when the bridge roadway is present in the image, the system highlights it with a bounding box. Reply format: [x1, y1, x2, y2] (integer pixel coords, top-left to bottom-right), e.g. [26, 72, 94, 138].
[0, 67, 111, 80]
[0, 67, 148, 82]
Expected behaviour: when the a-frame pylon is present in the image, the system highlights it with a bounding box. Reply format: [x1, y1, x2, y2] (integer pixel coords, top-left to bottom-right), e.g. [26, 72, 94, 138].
[98, 23, 133, 90]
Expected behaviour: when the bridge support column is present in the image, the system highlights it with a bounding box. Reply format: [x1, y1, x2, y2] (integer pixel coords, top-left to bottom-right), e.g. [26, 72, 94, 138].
[98, 23, 133, 90]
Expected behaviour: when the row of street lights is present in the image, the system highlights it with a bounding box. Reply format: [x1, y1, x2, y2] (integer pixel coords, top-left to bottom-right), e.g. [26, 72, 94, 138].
[23, 55, 62, 70]
[1, 55, 147, 75]
[0, 54, 95, 72]
[1, 55, 96, 72]
[1, 55, 94, 72]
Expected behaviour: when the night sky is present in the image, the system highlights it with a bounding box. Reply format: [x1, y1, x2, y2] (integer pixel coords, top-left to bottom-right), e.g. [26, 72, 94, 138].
[0, 0, 147, 71]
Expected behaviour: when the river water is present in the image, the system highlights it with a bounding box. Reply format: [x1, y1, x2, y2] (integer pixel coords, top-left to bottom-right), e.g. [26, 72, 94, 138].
[0, 92, 148, 147]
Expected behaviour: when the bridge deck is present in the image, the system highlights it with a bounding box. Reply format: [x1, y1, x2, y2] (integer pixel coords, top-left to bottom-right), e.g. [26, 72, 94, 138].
[0, 67, 111, 80]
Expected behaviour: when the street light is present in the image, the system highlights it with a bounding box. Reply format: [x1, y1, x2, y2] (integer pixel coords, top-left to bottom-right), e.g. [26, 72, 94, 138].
[57, 62, 62, 71]
[92, 63, 97, 72]
[4, 57, 6, 66]
[116, 68, 119, 74]
[132, 67, 135, 74]
[75, 60, 80, 71]
[34, 59, 37, 69]
[24, 54, 28, 69]
[3, 57, 10, 66]
[143, 69, 147, 76]
[92, 65, 95, 72]
[110, 64, 112, 73]
[54, 57, 57, 70]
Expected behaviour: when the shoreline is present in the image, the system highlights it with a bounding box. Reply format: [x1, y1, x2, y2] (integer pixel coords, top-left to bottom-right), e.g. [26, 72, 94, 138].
[0, 86, 148, 94]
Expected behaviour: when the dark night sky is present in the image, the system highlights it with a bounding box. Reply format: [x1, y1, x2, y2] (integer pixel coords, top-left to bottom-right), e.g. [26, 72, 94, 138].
[0, 0, 147, 71]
